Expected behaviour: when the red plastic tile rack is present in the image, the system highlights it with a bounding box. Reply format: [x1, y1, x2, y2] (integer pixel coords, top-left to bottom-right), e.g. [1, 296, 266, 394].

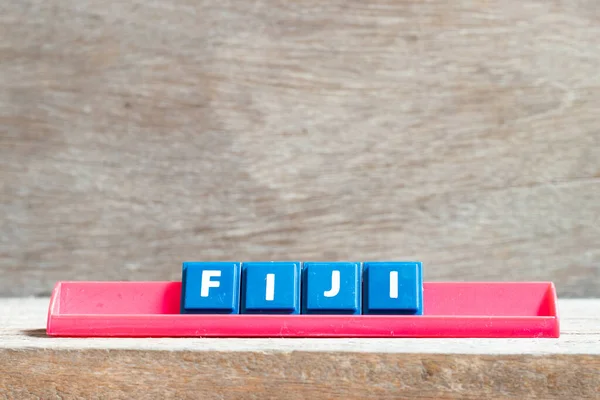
[46, 281, 559, 338]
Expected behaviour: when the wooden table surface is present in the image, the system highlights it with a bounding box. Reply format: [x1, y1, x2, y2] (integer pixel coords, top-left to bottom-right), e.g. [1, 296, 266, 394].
[1, 297, 599, 399]
[1, 0, 599, 298]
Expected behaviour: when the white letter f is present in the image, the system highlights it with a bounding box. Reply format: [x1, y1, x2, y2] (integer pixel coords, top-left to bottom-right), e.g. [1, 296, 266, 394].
[201, 270, 221, 297]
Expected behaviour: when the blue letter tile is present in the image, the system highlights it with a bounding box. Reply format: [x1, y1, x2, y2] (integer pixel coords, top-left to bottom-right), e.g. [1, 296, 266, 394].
[241, 262, 301, 314]
[302, 262, 361, 314]
[181, 262, 241, 314]
[363, 261, 423, 315]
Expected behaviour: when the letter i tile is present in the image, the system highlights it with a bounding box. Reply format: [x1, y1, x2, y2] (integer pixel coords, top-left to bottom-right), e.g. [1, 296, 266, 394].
[363, 261, 423, 315]
[181, 262, 241, 314]
[241, 262, 301, 314]
[302, 262, 361, 314]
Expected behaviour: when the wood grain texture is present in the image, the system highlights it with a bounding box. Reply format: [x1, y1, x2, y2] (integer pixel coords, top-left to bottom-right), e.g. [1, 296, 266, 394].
[1, 0, 599, 297]
[1, 298, 599, 399]
[1, 351, 599, 400]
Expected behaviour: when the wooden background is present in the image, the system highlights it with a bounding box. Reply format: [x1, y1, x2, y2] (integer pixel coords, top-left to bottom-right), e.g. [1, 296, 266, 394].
[1, 0, 599, 298]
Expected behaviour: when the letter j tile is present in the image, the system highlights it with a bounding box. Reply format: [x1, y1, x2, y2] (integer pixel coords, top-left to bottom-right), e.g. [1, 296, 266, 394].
[302, 262, 362, 314]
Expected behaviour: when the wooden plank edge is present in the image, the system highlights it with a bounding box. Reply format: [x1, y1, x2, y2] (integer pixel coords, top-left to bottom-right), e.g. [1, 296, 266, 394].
[0, 349, 599, 399]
